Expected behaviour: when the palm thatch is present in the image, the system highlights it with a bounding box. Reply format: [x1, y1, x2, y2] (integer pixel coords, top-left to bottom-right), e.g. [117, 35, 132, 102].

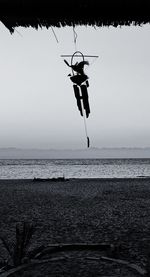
[0, 0, 150, 33]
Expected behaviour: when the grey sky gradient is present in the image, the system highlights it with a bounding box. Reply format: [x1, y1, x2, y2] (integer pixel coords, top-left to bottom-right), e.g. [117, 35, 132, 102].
[0, 23, 150, 149]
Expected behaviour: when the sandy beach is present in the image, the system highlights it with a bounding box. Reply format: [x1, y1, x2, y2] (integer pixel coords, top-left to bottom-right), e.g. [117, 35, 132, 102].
[0, 178, 150, 276]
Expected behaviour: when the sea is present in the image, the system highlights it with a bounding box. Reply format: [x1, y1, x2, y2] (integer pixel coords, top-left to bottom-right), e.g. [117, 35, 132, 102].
[0, 159, 150, 179]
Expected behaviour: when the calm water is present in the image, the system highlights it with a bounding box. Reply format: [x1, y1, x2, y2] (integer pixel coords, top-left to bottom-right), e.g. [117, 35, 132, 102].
[0, 159, 150, 179]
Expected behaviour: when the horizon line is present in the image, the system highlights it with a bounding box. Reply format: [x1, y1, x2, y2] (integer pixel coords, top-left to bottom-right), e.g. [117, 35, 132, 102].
[1, 147, 150, 151]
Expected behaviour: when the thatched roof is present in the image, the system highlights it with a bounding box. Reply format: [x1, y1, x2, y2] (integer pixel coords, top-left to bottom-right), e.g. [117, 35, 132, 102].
[0, 0, 150, 33]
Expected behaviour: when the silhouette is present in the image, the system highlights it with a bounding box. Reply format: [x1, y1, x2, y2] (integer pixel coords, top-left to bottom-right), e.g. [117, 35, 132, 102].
[64, 59, 89, 75]
[64, 58, 90, 118]
[63, 51, 92, 148]
[70, 74, 89, 86]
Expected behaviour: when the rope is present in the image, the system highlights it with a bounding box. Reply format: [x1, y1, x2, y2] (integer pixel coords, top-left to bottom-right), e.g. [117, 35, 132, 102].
[83, 112, 88, 140]
[51, 27, 59, 43]
[73, 26, 77, 51]
[83, 111, 90, 148]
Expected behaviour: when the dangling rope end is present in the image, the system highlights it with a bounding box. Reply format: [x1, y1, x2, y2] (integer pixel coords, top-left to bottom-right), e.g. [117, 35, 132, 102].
[87, 136, 90, 148]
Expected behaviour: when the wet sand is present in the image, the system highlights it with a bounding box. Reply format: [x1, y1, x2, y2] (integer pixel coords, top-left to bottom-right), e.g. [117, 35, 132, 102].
[0, 178, 150, 276]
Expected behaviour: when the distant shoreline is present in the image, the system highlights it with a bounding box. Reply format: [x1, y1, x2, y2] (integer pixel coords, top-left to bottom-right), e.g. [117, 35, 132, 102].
[0, 177, 150, 181]
[1, 147, 150, 159]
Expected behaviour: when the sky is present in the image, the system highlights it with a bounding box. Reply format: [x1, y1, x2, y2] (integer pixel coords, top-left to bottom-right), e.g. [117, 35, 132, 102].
[0, 22, 150, 149]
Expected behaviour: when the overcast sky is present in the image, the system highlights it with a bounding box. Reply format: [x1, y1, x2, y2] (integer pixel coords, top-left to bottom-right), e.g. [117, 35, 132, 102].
[0, 22, 150, 149]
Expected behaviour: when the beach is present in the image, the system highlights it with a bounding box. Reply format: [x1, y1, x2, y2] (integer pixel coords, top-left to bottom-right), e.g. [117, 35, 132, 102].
[0, 178, 150, 276]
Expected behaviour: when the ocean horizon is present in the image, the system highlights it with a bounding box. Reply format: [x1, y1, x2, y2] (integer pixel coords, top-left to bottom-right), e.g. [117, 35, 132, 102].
[1, 147, 150, 159]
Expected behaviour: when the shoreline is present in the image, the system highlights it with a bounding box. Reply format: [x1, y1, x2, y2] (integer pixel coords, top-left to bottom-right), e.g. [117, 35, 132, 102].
[0, 176, 150, 181]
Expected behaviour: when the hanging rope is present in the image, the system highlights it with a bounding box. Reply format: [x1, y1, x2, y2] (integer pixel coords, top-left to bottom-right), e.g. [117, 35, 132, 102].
[78, 90, 90, 148]
[83, 110, 90, 148]
[51, 27, 59, 43]
[73, 26, 78, 51]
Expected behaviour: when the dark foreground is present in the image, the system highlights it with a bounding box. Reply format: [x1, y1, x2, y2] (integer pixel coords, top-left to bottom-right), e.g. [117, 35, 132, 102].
[0, 178, 150, 276]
